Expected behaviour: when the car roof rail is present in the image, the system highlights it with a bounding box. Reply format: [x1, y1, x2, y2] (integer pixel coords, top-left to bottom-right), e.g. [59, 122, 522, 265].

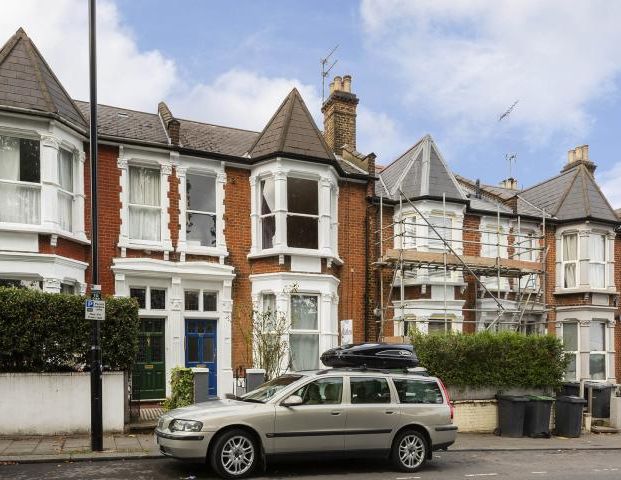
[317, 366, 429, 376]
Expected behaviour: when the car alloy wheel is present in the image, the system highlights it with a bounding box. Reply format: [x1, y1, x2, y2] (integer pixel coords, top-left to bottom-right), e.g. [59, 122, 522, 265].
[393, 430, 427, 472]
[214, 432, 257, 478]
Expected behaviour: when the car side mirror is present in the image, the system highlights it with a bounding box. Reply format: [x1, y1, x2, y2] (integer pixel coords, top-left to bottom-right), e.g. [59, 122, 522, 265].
[282, 395, 303, 407]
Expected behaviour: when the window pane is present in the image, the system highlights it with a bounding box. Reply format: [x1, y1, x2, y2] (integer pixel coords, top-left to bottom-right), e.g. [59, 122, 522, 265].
[429, 216, 451, 247]
[564, 263, 576, 288]
[184, 290, 199, 311]
[292, 377, 343, 405]
[590, 353, 606, 380]
[58, 190, 72, 231]
[150, 289, 166, 309]
[187, 174, 216, 212]
[394, 379, 443, 404]
[0, 183, 40, 224]
[350, 377, 391, 404]
[0, 136, 20, 180]
[590, 234, 606, 262]
[428, 319, 450, 334]
[287, 178, 318, 215]
[262, 293, 276, 313]
[129, 205, 161, 241]
[19, 139, 40, 183]
[563, 234, 577, 261]
[590, 264, 605, 288]
[290, 333, 319, 370]
[291, 295, 318, 330]
[187, 212, 216, 247]
[203, 337, 215, 363]
[590, 321, 605, 351]
[58, 149, 73, 192]
[287, 215, 318, 249]
[261, 178, 275, 215]
[565, 353, 577, 381]
[130, 288, 146, 309]
[563, 323, 578, 351]
[203, 292, 217, 312]
[60, 283, 75, 295]
[261, 215, 275, 249]
[129, 166, 160, 206]
[187, 336, 199, 363]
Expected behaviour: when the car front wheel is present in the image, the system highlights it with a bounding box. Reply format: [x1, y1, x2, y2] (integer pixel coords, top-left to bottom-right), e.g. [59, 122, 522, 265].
[392, 430, 428, 472]
[210, 429, 259, 479]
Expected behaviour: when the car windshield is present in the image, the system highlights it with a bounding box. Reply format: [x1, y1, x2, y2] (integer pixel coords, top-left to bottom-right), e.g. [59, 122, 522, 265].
[241, 374, 303, 403]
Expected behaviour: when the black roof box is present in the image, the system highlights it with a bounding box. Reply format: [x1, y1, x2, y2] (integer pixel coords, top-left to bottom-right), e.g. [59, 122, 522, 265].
[320, 343, 419, 369]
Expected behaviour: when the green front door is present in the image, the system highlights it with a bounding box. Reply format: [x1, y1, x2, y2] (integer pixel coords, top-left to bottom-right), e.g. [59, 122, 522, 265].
[132, 318, 166, 400]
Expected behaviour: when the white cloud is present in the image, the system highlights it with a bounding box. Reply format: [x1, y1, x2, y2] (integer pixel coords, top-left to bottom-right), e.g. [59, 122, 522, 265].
[598, 163, 621, 209]
[357, 106, 410, 162]
[360, 0, 621, 140]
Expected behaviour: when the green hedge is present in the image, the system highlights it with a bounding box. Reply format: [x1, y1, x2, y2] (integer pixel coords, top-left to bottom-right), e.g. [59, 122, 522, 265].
[0, 287, 140, 372]
[163, 367, 194, 411]
[411, 331, 569, 389]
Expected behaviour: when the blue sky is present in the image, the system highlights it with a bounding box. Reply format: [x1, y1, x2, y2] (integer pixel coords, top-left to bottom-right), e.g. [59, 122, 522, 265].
[3, 1, 621, 205]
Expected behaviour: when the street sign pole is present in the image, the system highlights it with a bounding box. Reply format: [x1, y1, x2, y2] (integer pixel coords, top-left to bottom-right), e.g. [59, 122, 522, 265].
[88, 0, 103, 452]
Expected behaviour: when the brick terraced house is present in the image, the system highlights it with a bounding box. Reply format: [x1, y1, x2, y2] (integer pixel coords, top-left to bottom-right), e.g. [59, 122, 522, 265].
[1, 27, 620, 400]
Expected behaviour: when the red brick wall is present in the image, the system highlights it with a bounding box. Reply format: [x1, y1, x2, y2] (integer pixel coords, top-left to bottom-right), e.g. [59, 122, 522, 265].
[462, 214, 481, 333]
[38, 235, 89, 263]
[169, 169, 180, 255]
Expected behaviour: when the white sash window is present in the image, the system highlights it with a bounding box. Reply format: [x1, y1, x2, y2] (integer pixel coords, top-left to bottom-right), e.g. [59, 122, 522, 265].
[589, 234, 606, 288]
[58, 149, 74, 232]
[562, 233, 578, 288]
[186, 173, 216, 247]
[128, 166, 161, 241]
[290, 294, 319, 371]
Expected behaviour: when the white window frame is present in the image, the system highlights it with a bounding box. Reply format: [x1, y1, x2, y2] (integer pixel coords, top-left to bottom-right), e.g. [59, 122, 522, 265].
[127, 165, 162, 242]
[517, 229, 537, 290]
[428, 215, 451, 250]
[482, 225, 507, 258]
[289, 293, 320, 371]
[561, 232, 579, 289]
[57, 148, 75, 233]
[183, 288, 219, 313]
[589, 233, 607, 289]
[402, 215, 417, 249]
[561, 320, 579, 381]
[185, 172, 217, 248]
[0, 133, 41, 226]
[129, 285, 167, 312]
[260, 176, 276, 250]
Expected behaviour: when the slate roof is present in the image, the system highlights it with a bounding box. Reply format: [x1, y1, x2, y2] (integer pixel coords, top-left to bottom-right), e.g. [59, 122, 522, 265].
[75, 101, 169, 145]
[0, 28, 86, 128]
[378, 135, 465, 202]
[457, 181, 513, 214]
[248, 88, 335, 161]
[520, 164, 617, 223]
[178, 118, 258, 157]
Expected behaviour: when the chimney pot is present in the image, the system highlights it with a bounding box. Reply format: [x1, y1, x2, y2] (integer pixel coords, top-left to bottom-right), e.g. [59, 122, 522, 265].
[343, 75, 352, 93]
[581, 145, 589, 161]
[333, 76, 342, 91]
[568, 148, 576, 164]
[575, 146, 583, 162]
[329, 81, 335, 94]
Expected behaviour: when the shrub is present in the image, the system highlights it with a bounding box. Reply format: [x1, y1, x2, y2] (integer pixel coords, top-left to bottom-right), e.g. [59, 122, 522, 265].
[411, 331, 569, 389]
[163, 367, 194, 411]
[0, 287, 140, 372]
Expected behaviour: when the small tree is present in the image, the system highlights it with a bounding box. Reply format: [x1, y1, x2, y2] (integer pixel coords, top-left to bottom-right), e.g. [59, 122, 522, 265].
[235, 284, 297, 381]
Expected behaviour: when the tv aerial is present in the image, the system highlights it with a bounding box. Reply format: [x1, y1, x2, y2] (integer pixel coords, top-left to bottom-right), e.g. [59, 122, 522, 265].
[321, 44, 339, 103]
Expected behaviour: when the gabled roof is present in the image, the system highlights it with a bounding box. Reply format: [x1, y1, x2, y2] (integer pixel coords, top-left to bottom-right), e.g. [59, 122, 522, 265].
[247, 88, 335, 161]
[520, 164, 618, 223]
[0, 28, 86, 129]
[377, 134, 466, 202]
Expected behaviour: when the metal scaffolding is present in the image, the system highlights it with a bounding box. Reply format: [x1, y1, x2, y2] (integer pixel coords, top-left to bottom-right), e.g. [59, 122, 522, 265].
[375, 184, 550, 339]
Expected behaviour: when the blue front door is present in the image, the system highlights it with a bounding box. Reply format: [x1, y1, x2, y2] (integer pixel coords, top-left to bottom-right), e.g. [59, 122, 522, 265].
[185, 319, 217, 397]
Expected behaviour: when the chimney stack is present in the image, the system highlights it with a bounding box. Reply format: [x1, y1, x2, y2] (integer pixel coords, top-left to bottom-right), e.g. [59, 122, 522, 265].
[563, 144, 596, 174]
[321, 74, 359, 156]
[499, 177, 519, 190]
[158, 101, 180, 146]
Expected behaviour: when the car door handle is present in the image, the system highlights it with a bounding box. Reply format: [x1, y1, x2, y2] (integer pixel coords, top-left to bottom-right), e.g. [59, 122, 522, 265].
[330, 410, 342, 416]
[385, 410, 395, 415]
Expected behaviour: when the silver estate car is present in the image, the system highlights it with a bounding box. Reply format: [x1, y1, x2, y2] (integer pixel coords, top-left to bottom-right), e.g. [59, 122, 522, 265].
[155, 369, 457, 479]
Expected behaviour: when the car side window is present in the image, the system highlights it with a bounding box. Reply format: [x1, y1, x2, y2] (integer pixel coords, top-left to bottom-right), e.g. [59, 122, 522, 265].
[290, 377, 343, 405]
[350, 377, 391, 404]
[393, 378, 443, 404]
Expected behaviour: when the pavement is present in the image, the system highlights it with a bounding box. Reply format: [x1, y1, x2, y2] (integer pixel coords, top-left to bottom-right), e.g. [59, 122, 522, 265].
[1, 431, 621, 464]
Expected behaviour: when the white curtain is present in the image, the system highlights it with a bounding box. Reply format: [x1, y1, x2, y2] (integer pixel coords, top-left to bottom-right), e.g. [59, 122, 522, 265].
[261, 178, 275, 215]
[129, 167, 161, 241]
[590, 234, 606, 288]
[0, 136, 19, 181]
[58, 150, 73, 192]
[0, 183, 40, 224]
[563, 234, 578, 288]
[290, 333, 319, 370]
[291, 295, 318, 330]
[58, 191, 72, 231]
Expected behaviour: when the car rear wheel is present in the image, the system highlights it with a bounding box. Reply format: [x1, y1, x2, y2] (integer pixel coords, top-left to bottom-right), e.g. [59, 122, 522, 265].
[210, 429, 258, 479]
[392, 430, 428, 472]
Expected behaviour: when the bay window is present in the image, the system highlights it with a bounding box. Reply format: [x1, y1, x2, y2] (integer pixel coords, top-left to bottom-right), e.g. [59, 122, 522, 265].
[128, 166, 161, 241]
[186, 173, 216, 247]
[562, 233, 578, 288]
[289, 294, 319, 371]
[590, 320, 606, 380]
[260, 178, 276, 249]
[589, 234, 606, 288]
[58, 149, 74, 231]
[428, 216, 451, 248]
[0, 135, 40, 224]
[287, 177, 318, 249]
[562, 321, 578, 381]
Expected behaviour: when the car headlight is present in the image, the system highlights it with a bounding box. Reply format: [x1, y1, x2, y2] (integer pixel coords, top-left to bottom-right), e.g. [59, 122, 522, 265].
[169, 419, 203, 432]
